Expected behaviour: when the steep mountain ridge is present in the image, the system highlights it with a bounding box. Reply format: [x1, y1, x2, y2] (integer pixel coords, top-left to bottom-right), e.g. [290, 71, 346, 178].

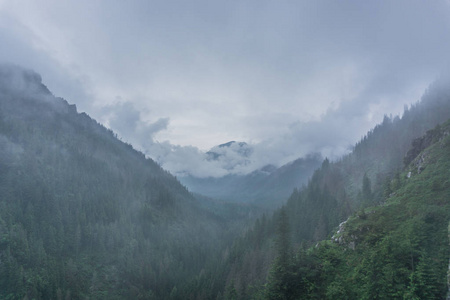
[0, 64, 240, 299]
[287, 119, 450, 299]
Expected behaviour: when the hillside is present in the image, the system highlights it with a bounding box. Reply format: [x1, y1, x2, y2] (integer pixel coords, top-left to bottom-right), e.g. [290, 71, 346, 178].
[264, 119, 450, 299]
[0, 64, 244, 299]
[189, 77, 450, 299]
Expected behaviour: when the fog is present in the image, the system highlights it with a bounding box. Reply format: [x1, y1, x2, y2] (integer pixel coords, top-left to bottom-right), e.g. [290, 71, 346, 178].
[1, 0, 450, 177]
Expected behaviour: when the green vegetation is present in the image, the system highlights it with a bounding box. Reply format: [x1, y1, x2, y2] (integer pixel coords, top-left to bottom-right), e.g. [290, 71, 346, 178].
[195, 78, 450, 298]
[0, 66, 255, 299]
[263, 120, 450, 299]
[1, 65, 450, 299]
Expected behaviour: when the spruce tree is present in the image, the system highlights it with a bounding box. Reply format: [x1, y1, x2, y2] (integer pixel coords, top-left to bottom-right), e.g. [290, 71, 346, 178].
[265, 207, 298, 300]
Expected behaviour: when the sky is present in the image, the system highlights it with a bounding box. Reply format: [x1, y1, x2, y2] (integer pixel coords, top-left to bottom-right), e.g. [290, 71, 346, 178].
[1, 0, 450, 177]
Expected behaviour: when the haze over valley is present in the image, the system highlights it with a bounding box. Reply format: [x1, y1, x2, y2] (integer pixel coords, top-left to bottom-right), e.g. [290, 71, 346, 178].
[1, 1, 450, 299]
[2, 1, 450, 178]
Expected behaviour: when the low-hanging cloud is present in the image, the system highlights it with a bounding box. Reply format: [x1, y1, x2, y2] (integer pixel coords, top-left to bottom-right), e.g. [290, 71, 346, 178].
[143, 85, 424, 178]
[101, 101, 170, 150]
[1, 0, 449, 178]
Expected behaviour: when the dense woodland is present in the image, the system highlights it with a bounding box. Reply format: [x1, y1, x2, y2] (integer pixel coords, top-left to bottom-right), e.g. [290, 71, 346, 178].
[0, 65, 257, 299]
[0, 65, 450, 299]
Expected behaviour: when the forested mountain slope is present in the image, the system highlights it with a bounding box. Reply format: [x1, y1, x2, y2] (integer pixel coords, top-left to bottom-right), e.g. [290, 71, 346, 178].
[263, 119, 450, 299]
[2, 63, 450, 299]
[196, 77, 450, 299]
[0, 64, 242, 299]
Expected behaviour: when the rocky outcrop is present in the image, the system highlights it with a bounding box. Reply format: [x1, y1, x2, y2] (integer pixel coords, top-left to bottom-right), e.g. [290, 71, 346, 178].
[404, 124, 448, 167]
[411, 149, 430, 175]
[406, 124, 450, 178]
[331, 219, 357, 250]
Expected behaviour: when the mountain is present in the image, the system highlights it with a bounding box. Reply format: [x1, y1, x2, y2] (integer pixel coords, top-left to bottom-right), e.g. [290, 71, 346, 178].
[206, 141, 253, 162]
[263, 119, 450, 299]
[2, 63, 450, 299]
[179, 153, 322, 208]
[181, 77, 450, 209]
[186, 76, 450, 299]
[0, 64, 248, 299]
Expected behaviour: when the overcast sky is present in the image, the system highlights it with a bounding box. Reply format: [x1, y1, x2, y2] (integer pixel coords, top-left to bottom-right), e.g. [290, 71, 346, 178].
[1, 0, 450, 177]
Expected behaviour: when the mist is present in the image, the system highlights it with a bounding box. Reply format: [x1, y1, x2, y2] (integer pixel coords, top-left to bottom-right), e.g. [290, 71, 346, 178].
[1, 0, 450, 178]
[1, 2, 450, 298]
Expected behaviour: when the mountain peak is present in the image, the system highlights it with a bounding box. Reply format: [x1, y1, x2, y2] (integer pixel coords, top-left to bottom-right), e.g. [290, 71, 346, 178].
[206, 141, 253, 162]
[217, 141, 247, 148]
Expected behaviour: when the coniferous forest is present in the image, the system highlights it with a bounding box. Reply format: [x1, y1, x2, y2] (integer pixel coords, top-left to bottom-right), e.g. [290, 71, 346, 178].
[1, 64, 450, 300]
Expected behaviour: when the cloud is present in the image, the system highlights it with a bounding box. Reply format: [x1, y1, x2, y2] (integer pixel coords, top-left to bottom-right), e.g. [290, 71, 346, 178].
[143, 141, 256, 178]
[100, 101, 169, 151]
[1, 0, 449, 177]
[149, 143, 229, 178]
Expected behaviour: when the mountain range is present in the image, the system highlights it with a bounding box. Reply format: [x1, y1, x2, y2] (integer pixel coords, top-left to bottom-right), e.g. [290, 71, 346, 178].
[179, 152, 322, 208]
[1, 64, 450, 299]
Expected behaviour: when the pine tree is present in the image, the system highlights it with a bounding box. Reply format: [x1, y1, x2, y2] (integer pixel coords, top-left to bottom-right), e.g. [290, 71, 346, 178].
[264, 208, 298, 300]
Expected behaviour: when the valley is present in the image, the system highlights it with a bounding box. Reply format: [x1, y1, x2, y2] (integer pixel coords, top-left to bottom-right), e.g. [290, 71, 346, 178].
[1, 65, 450, 299]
